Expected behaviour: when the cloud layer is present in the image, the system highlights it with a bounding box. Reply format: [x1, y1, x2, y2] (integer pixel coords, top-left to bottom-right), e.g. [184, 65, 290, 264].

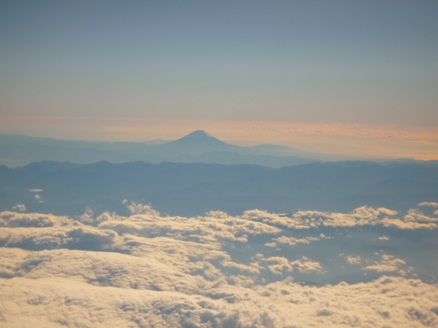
[0, 202, 437, 327]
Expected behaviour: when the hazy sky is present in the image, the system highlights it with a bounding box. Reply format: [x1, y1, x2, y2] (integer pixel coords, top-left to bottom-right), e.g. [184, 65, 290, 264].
[1, 1, 437, 157]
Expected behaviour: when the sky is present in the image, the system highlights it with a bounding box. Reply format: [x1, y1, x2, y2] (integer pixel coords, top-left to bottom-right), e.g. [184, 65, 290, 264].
[1, 0, 438, 158]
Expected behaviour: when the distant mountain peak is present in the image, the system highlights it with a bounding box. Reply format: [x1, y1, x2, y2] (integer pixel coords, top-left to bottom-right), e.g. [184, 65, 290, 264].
[183, 130, 213, 139]
[173, 130, 223, 144]
[162, 130, 231, 153]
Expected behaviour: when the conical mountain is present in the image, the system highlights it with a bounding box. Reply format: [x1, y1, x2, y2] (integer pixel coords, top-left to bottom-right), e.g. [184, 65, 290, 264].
[159, 130, 239, 155]
[170, 130, 227, 146]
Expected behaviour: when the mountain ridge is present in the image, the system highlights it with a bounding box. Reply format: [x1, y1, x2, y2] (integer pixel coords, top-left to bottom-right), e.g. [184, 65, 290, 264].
[1, 160, 437, 217]
[0, 131, 317, 167]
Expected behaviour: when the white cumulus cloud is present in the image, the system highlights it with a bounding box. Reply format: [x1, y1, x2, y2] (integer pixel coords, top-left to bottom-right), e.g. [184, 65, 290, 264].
[0, 202, 437, 327]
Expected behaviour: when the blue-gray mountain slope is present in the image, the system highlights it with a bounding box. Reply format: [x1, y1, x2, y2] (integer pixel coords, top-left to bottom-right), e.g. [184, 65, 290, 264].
[1, 160, 437, 217]
[0, 131, 313, 168]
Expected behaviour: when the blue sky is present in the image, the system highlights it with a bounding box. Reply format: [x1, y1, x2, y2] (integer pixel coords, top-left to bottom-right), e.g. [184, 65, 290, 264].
[1, 1, 438, 157]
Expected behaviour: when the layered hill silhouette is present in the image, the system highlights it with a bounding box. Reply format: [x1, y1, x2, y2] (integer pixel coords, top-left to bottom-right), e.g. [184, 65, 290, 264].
[1, 160, 437, 217]
[0, 131, 314, 167]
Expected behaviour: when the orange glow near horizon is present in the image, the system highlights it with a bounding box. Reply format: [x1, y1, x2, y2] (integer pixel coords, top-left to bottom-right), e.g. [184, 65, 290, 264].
[1, 116, 437, 160]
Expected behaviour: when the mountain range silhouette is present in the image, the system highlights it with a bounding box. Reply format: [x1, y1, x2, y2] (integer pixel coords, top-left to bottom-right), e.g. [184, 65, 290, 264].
[0, 130, 312, 167]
